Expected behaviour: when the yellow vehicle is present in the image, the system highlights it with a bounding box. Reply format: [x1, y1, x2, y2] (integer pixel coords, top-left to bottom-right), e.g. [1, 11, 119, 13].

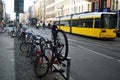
[55, 12, 117, 39]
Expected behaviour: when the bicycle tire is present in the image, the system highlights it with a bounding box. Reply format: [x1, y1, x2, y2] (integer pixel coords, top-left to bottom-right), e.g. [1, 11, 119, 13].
[26, 42, 36, 58]
[34, 55, 49, 78]
[55, 30, 69, 61]
[19, 42, 30, 53]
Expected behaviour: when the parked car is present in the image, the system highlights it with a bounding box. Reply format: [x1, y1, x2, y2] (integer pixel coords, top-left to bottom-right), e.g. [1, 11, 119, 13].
[8, 21, 15, 27]
[5, 21, 16, 34]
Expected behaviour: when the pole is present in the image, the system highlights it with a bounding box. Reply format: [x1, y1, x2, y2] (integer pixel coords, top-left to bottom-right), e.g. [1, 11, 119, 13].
[67, 57, 71, 80]
[16, 13, 19, 23]
[117, 10, 119, 29]
[16, 12, 19, 30]
[44, 0, 45, 22]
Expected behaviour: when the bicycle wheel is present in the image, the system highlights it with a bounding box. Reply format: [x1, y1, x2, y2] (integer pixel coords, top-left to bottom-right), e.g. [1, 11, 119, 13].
[34, 55, 49, 78]
[55, 30, 68, 61]
[20, 42, 30, 53]
[40, 37, 46, 50]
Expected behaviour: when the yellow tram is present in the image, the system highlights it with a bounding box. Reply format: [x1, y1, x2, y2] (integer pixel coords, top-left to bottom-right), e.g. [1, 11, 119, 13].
[55, 12, 117, 39]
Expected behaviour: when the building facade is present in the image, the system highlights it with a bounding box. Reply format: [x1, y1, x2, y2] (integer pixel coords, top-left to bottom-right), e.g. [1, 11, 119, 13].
[24, 0, 120, 23]
[110, 0, 119, 11]
[46, 0, 55, 22]
[91, 0, 111, 12]
[33, 0, 92, 22]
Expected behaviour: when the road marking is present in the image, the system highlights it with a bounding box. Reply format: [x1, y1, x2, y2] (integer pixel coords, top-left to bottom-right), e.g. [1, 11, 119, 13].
[68, 38, 77, 42]
[77, 44, 120, 62]
[118, 60, 120, 63]
[78, 45, 119, 61]
[69, 38, 120, 63]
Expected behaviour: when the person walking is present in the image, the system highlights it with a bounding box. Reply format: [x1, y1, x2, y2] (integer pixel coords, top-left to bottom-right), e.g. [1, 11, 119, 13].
[42, 22, 45, 30]
[48, 23, 51, 29]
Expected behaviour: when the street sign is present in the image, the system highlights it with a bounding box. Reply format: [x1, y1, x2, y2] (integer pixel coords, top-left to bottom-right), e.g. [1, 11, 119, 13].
[14, 0, 19, 12]
[19, 0, 24, 13]
[14, 0, 24, 13]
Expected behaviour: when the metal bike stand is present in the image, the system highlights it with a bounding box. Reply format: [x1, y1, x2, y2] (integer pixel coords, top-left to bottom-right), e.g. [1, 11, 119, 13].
[66, 57, 71, 80]
[52, 57, 71, 80]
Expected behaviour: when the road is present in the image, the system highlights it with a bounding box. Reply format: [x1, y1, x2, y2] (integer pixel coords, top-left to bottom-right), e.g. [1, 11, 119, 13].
[67, 35, 120, 80]
[25, 26, 120, 80]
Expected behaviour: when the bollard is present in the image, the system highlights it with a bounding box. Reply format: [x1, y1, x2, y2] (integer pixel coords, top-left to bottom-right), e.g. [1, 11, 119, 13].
[66, 57, 71, 80]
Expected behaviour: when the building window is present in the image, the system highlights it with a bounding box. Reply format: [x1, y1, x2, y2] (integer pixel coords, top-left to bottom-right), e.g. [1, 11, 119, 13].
[116, 0, 118, 10]
[95, 2, 99, 9]
[82, 5, 83, 12]
[88, 4, 90, 12]
[79, 6, 80, 12]
[103, 0, 107, 8]
[113, 0, 115, 10]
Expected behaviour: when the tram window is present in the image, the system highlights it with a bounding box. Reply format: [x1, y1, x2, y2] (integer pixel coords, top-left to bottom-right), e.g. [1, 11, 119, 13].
[59, 20, 70, 26]
[101, 14, 117, 28]
[60, 21, 65, 26]
[72, 20, 78, 27]
[94, 18, 100, 28]
[64, 21, 69, 26]
[55, 21, 59, 25]
[78, 20, 84, 27]
[85, 18, 93, 28]
[72, 18, 93, 27]
[78, 19, 93, 28]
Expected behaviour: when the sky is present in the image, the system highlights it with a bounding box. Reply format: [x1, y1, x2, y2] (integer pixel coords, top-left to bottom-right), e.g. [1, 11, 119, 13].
[3, 0, 34, 20]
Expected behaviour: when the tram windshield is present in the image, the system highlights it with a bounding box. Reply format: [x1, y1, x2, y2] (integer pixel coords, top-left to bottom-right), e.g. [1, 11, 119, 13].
[101, 14, 117, 29]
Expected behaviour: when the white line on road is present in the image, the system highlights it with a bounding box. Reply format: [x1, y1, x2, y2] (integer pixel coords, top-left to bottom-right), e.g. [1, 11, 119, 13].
[77, 45, 120, 62]
[68, 38, 120, 63]
[118, 60, 120, 63]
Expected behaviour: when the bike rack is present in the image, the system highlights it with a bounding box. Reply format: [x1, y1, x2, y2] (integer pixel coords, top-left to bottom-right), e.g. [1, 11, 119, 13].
[52, 57, 71, 80]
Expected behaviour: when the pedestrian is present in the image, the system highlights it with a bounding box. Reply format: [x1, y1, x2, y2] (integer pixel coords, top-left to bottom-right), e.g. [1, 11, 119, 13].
[48, 23, 51, 29]
[51, 23, 57, 34]
[42, 22, 45, 30]
[0, 20, 5, 32]
[36, 23, 40, 29]
[19, 23, 23, 28]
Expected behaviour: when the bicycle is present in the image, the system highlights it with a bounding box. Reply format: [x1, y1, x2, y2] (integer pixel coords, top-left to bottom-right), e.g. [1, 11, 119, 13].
[19, 30, 32, 53]
[51, 24, 69, 61]
[34, 37, 49, 78]
[34, 25, 69, 78]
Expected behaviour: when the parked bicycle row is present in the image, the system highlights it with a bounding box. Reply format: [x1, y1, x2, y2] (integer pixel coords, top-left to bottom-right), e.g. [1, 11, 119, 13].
[12, 24, 70, 80]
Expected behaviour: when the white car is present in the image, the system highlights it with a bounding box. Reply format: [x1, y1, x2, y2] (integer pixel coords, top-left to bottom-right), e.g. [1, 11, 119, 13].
[5, 24, 16, 34]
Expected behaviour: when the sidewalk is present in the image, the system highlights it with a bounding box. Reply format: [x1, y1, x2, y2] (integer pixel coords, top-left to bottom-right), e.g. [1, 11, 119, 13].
[0, 31, 15, 80]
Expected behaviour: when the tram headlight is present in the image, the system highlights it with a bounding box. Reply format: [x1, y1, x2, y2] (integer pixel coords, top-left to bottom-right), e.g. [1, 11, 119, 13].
[101, 30, 106, 33]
